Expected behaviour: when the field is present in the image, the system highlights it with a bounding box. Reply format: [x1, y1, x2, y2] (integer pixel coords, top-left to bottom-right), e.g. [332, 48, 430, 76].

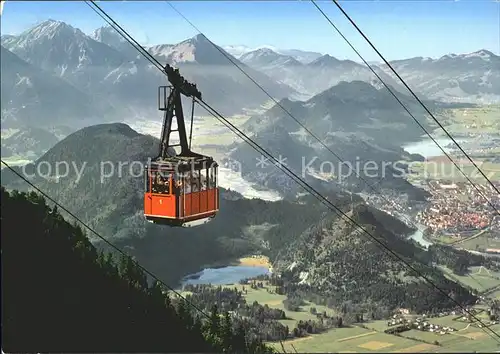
[409, 159, 500, 182]
[0, 156, 33, 168]
[238, 255, 272, 268]
[190, 114, 251, 147]
[407, 105, 500, 182]
[438, 266, 500, 294]
[437, 105, 500, 135]
[189, 100, 275, 149]
[1, 128, 20, 139]
[216, 282, 499, 352]
[459, 232, 500, 251]
[276, 327, 432, 353]
[489, 289, 500, 300]
[227, 282, 337, 329]
[431, 234, 461, 245]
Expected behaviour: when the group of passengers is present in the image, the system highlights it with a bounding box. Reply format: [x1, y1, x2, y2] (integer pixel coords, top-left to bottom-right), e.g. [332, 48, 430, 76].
[177, 171, 211, 193]
[153, 171, 213, 194]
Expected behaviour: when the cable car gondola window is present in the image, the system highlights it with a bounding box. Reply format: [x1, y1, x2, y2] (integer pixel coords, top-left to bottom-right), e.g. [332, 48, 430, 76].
[143, 64, 219, 227]
[200, 169, 208, 191]
[208, 165, 217, 189]
[153, 171, 171, 194]
[212, 165, 217, 189]
[185, 170, 201, 193]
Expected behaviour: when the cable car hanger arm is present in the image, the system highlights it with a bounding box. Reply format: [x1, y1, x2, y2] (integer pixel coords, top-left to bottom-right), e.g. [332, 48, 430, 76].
[163, 63, 201, 100]
[157, 64, 203, 159]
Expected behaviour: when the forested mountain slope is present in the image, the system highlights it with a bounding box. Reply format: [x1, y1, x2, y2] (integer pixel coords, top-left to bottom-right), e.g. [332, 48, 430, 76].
[1, 187, 273, 353]
[274, 204, 479, 314]
[0, 123, 342, 284]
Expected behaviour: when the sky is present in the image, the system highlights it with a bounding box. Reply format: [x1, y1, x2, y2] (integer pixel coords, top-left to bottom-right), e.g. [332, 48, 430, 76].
[0, 0, 499, 61]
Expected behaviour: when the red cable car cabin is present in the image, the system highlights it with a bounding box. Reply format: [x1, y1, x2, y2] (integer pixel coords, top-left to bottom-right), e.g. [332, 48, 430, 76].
[143, 64, 219, 227]
[144, 157, 219, 227]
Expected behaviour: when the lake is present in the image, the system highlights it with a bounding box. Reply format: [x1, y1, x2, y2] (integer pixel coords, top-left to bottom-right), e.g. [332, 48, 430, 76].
[403, 137, 468, 158]
[182, 265, 270, 286]
[408, 225, 432, 248]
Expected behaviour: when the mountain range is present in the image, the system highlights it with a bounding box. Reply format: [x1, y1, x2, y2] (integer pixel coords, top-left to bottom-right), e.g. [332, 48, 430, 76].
[1, 20, 293, 131]
[3, 18, 500, 339]
[380, 50, 500, 104]
[1, 122, 486, 314]
[228, 80, 468, 199]
[223, 44, 324, 64]
[237, 46, 500, 103]
[2, 19, 498, 138]
[0, 44, 110, 130]
[2, 19, 497, 196]
[238, 48, 407, 99]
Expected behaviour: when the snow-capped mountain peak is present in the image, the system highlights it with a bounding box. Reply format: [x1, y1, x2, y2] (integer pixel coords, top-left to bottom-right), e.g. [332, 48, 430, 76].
[241, 48, 282, 60]
[2, 20, 127, 82]
[92, 25, 126, 46]
[185, 33, 209, 44]
[23, 19, 85, 42]
[239, 47, 302, 69]
[147, 34, 239, 66]
[437, 49, 498, 62]
[309, 54, 341, 66]
[464, 49, 495, 61]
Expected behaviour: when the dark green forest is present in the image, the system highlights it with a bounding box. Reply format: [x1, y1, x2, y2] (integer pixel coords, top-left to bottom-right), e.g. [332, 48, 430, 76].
[1, 187, 274, 353]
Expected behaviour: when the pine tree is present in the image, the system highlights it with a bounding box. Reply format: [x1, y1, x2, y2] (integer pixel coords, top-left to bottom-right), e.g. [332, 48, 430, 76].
[221, 311, 233, 352]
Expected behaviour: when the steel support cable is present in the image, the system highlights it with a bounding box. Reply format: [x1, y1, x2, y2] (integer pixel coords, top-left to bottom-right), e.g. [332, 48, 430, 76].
[84, 4, 288, 352]
[89, 0, 396, 228]
[195, 100, 500, 343]
[161, 1, 422, 228]
[85, 1, 253, 152]
[164, 0, 500, 218]
[88, 0, 500, 339]
[312, 0, 500, 200]
[83, 0, 500, 341]
[84, 1, 165, 72]
[0, 160, 212, 323]
[161, 1, 500, 329]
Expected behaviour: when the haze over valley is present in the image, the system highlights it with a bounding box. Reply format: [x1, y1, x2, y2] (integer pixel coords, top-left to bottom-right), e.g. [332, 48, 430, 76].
[2, 13, 500, 353]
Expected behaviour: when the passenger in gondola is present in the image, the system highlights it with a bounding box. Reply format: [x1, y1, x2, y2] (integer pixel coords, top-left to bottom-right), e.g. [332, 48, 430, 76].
[191, 171, 201, 192]
[209, 173, 215, 189]
[175, 178, 183, 193]
[184, 175, 192, 194]
[151, 174, 159, 193]
[156, 174, 164, 193]
[156, 173, 170, 194]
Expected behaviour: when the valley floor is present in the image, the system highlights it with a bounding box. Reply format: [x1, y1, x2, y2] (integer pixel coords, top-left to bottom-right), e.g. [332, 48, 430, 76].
[212, 279, 500, 353]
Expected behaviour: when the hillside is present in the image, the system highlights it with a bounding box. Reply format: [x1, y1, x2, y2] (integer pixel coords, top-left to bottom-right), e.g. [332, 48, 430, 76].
[0, 45, 109, 130]
[243, 80, 452, 144]
[1, 126, 60, 159]
[0, 123, 424, 288]
[381, 50, 500, 104]
[2, 21, 295, 120]
[1, 187, 273, 353]
[230, 81, 433, 200]
[240, 47, 500, 104]
[0, 123, 329, 284]
[239, 49, 407, 98]
[2, 122, 489, 319]
[274, 203, 478, 313]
